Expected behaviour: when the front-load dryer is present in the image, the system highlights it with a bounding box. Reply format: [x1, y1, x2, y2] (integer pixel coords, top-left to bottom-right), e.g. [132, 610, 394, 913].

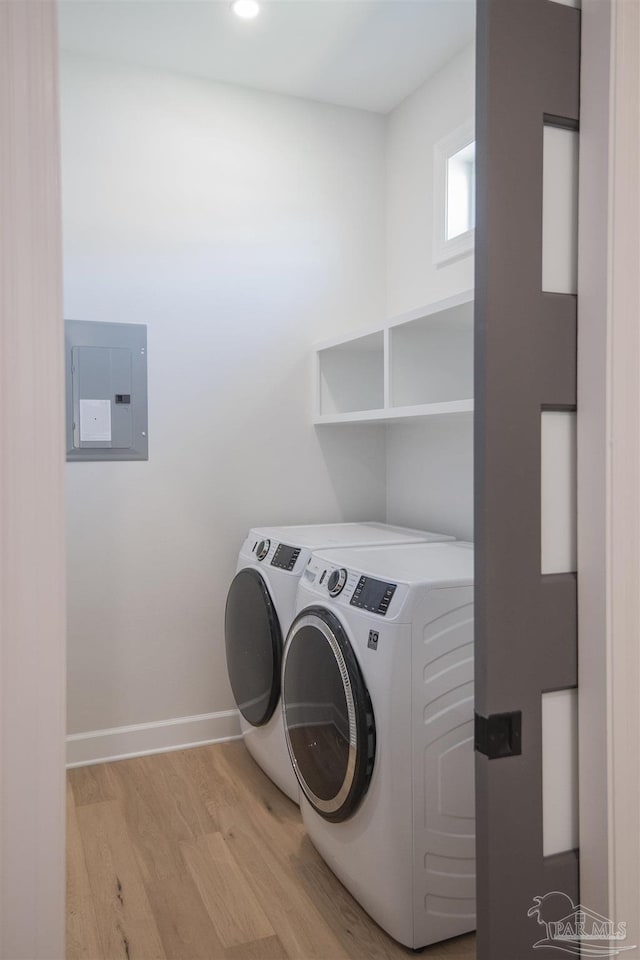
[224, 523, 454, 803]
[282, 540, 475, 947]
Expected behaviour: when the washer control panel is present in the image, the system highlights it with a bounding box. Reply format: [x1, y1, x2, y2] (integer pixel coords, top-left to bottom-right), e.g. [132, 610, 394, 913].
[350, 576, 396, 616]
[303, 557, 399, 617]
[271, 543, 301, 571]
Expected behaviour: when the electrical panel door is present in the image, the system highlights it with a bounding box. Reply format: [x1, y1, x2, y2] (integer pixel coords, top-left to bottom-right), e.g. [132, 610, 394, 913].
[65, 319, 148, 461]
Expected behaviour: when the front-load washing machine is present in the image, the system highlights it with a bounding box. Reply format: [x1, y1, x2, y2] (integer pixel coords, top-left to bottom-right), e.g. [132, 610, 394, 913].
[224, 523, 454, 803]
[281, 540, 475, 947]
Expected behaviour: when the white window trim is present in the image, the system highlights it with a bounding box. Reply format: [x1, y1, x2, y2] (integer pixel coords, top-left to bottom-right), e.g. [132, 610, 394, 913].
[433, 118, 475, 267]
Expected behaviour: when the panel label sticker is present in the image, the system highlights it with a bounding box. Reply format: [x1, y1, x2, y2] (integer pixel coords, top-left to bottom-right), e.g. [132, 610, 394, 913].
[79, 398, 111, 442]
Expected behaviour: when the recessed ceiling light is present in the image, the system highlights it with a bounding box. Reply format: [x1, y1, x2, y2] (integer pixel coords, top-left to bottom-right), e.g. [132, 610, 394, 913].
[232, 0, 260, 20]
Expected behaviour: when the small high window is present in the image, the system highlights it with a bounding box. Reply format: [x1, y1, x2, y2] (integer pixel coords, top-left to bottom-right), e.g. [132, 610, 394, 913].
[447, 140, 476, 240]
[433, 120, 476, 265]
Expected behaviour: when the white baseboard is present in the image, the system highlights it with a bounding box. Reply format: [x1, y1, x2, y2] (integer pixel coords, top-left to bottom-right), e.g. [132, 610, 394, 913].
[66, 709, 242, 768]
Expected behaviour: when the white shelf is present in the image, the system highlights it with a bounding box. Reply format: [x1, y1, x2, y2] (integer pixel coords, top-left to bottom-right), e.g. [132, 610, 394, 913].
[314, 291, 474, 425]
[313, 399, 473, 426]
[316, 330, 384, 417]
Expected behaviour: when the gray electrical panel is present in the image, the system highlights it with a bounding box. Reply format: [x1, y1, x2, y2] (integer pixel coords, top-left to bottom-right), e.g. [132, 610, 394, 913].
[65, 319, 148, 461]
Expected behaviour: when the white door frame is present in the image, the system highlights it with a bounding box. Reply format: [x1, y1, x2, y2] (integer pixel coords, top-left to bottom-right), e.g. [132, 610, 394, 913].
[578, 0, 640, 946]
[0, 3, 66, 958]
[0, 1, 638, 956]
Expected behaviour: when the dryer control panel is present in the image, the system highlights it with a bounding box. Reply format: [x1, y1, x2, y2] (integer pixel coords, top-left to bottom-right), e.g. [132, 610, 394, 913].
[350, 576, 396, 616]
[243, 535, 311, 574]
[270, 543, 301, 571]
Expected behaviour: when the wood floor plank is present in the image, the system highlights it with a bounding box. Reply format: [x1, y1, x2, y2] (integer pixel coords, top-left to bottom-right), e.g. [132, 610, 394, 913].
[181, 832, 275, 949]
[224, 935, 289, 960]
[216, 741, 300, 827]
[144, 751, 218, 837]
[106, 753, 217, 884]
[76, 800, 166, 960]
[434, 934, 476, 958]
[170, 745, 242, 815]
[292, 851, 475, 959]
[68, 763, 118, 806]
[291, 855, 411, 960]
[67, 742, 476, 960]
[145, 872, 227, 960]
[66, 781, 105, 960]
[218, 785, 308, 869]
[105, 759, 184, 885]
[216, 802, 351, 960]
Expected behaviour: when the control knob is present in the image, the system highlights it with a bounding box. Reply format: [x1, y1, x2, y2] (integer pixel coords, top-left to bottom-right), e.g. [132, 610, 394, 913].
[327, 568, 347, 597]
[255, 539, 270, 561]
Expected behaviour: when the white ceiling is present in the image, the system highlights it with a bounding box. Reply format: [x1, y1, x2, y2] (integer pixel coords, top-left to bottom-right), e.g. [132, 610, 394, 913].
[58, 0, 475, 114]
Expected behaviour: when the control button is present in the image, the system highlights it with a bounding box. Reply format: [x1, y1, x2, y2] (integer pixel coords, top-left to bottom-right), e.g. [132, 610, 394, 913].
[255, 539, 270, 561]
[327, 568, 347, 597]
[319, 570, 326, 585]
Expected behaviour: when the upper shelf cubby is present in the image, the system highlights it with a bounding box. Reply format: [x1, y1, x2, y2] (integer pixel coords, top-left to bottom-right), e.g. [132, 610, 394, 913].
[313, 290, 474, 425]
[317, 330, 384, 418]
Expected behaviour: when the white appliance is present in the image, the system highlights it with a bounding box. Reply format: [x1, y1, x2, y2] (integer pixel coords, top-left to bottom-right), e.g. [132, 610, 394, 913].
[224, 523, 454, 803]
[281, 540, 475, 947]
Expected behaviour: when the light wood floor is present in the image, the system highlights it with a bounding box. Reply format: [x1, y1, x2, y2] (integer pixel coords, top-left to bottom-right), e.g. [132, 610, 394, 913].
[67, 741, 476, 960]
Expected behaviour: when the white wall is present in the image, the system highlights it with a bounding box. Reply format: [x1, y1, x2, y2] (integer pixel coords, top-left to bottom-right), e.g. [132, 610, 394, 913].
[386, 417, 473, 541]
[61, 55, 387, 743]
[386, 42, 475, 315]
[384, 42, 475, 541]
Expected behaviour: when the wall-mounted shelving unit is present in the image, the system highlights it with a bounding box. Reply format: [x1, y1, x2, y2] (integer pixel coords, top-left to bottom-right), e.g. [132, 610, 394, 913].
[313, 290, 474, 425]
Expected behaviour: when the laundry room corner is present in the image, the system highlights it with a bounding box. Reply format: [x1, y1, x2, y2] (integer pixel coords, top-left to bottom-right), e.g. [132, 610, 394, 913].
[60, 52, 389, 763]
[60, 25, 480, 765]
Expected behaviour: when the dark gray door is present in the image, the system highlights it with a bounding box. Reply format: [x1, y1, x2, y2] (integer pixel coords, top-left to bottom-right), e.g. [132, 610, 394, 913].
[474, 1, 580, 957]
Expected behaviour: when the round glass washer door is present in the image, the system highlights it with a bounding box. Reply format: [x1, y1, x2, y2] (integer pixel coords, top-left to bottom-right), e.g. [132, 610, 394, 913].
[282, 606, 375, 822]
[225, 568, 282, 727]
